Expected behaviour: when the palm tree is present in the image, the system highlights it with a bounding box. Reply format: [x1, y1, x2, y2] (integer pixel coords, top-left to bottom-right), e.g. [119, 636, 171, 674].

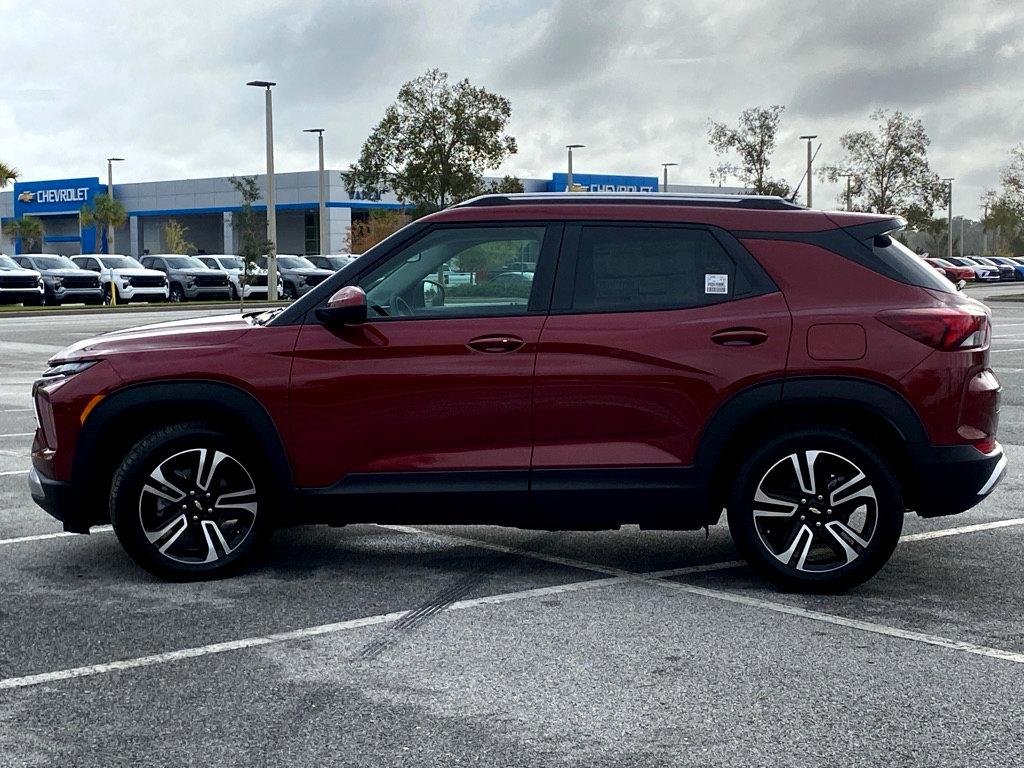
[8, 215, 44, 253]
[80, 193, 127, 253]
[0, 162, 19, 252]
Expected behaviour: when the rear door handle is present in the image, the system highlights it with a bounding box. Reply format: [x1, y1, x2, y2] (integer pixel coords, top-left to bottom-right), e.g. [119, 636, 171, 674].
[467, 335, 525, 353]
[710, 328, 769, 346]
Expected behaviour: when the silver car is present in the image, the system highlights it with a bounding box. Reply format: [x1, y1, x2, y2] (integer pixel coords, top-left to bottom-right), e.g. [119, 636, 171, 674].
[256, 255, 333, 299]
[16, 254, 102, 306]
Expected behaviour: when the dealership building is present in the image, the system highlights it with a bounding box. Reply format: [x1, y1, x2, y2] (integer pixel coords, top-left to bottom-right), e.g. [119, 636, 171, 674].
[0, 171, 737, 257]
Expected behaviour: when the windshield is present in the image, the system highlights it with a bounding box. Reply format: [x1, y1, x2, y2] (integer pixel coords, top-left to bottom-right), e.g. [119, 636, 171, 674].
[323, 256, 351, 269]
[99, 256, 143, 269]
[164, 256, 208, 269]
[276, 256, 317, 269]
[30, 256, 78, 270]
[0, 256, 21, 270]
[930, 258, 954, 267]
[216, 257, 243, 270]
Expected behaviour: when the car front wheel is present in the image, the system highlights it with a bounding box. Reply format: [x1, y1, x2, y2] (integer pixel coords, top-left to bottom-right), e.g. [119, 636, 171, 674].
[110, 423, 272, 580]
[727, 429, 903, 592]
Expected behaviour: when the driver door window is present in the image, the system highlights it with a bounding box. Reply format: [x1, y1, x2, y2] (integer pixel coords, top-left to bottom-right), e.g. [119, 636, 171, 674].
[356, 226, 545, 319]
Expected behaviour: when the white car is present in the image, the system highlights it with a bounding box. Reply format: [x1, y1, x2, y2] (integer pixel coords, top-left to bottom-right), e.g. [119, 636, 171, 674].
[197, 254, 269, 300]
[0, 254, 44, 305]
[71, 254, 169, 304]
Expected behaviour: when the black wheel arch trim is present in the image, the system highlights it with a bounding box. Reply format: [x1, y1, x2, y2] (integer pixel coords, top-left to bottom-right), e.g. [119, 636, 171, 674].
[72, 379, 295, 511]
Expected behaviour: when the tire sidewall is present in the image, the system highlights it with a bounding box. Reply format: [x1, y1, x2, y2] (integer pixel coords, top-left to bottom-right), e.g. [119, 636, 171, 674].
[110, 423, 272, 581]
[727, 429, 903, 592]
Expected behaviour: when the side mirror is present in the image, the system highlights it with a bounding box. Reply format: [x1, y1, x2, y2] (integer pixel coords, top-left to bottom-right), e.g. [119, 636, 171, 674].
[315, 285, 368, 325]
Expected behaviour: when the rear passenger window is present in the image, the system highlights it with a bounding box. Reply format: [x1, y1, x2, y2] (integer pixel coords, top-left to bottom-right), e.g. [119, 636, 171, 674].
[572, 226, 740, 312]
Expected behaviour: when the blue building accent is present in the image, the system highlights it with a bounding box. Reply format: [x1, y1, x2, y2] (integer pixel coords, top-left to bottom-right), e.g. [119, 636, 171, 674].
[548, 172, 659, 193]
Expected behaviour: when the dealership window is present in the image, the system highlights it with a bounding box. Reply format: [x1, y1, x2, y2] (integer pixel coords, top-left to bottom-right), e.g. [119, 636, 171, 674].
[571, 226, 738, 312]
[304, 212, 319, 255]
[357, 226, 546, 319]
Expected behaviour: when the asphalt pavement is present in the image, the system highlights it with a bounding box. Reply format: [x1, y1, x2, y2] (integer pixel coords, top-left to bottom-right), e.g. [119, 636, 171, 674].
[1, 291, 1023, 767]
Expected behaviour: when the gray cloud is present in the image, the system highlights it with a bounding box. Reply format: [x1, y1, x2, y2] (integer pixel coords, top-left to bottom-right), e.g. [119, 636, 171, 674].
[1, 0, 1021, 217]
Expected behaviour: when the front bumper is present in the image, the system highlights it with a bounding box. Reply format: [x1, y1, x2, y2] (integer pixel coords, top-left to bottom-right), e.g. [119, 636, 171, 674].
[185, 285, 231, 300]
[0, 286, 43, 303]
[52, 287, 103, 302]
[121, 285, 168, 301]
[909, 442, 1007, 517]
[28, 465, 90, 533]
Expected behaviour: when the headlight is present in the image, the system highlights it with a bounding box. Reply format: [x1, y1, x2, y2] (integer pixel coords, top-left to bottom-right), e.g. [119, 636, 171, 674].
[42, 360, 98, 379]
[51, 277, 63, 289]
[37, 277, 44, 288]
[185, 275, 196, 285]
[296, 276, 307, 285]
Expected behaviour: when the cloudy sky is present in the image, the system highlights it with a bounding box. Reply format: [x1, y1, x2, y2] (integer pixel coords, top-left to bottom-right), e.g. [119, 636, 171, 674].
[1, 0, 1021, 217]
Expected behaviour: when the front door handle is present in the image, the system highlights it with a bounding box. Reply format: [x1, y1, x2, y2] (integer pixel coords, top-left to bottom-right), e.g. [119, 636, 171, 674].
[710, 328, 769, 346]
[467, 334, 525, 353]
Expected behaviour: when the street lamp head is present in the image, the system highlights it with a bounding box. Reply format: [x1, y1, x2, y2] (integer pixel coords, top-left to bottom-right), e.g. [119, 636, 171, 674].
[246, 80, 276, 88]
[661, 162, 679, 168]
[566, 144, 585, 149]
[303, 128, 325, 134]
[107, 157, 125, 162]
[799, 135, 817, 141]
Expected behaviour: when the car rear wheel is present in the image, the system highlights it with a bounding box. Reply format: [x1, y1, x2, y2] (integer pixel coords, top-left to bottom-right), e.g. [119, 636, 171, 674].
[169, 283, 185, 302]
[727, 429, 903, 592]
[110, 423, 272, 580]
[282, 282, 297, 300]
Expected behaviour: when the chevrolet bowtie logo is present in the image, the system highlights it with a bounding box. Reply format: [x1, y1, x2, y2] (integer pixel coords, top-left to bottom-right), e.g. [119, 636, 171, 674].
[17, 191, 34, 203]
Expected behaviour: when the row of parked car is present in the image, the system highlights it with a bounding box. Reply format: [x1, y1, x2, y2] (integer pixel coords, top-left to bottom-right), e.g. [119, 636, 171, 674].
[925, 254, 1024, 283]
[0, 253, 356, 306]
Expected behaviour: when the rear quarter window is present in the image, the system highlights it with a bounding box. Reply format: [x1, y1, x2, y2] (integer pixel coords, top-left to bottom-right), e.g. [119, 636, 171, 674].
[869, 234, 955, 294]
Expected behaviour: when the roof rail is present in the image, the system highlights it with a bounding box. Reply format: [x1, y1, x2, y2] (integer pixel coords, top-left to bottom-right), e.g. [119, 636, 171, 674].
[454, 192, 807, 211]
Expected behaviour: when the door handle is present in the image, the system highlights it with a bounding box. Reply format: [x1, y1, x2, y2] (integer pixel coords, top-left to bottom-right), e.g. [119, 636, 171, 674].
[710, 328, 769, 346]
[467, 335, 525, 353]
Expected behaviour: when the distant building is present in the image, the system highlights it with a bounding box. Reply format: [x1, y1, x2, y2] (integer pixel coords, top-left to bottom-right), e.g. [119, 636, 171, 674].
[0, 171, 744, 256]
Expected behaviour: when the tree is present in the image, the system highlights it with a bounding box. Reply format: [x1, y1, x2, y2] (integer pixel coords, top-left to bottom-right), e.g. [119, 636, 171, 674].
[163, 220, 194, 254]
[80, 194, 127, 253]
[820, 110, 943, 225]
[346, 210, 410, 254]
[229, 175, 274, 308]
[8, 215, 44, 253]
[0, 161, 17, 249]
[707, 105, 790, 196]
[344, 69, 518, 212]
[999, 143, 1024, 216]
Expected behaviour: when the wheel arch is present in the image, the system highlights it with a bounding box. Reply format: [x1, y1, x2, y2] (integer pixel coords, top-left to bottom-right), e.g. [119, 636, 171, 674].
[698, 376, 928, 518]
[72, 379, 295, 526]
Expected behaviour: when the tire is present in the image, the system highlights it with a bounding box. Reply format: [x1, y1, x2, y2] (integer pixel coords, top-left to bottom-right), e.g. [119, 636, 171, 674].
[282, 282, 297, 301]
[110, 422, 273, 580]
[169, 283, 185, 303]
[230, 284, 240, 301]
[726, 428, 903, 592]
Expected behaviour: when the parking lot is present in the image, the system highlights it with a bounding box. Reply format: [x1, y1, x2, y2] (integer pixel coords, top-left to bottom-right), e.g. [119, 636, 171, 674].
[1, 290, 1023, 767]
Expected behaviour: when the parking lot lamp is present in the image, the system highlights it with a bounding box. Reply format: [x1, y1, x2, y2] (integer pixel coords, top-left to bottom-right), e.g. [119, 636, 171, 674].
[661, 162, 678, 193]
[942, 178, 954, 262]
[247, 80, 278, 300]
[106, 157, 124, 253]
[799, 136, 817, 206]
[303, 129, 327, 254]
[566, 145, 585, 191]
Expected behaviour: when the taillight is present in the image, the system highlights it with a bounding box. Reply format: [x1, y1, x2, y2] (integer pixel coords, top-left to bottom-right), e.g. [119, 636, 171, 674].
[876, 307, 989, 351]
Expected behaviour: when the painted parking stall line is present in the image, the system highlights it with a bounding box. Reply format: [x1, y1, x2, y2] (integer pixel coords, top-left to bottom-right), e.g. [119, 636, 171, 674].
[2, 516, 1024, 690]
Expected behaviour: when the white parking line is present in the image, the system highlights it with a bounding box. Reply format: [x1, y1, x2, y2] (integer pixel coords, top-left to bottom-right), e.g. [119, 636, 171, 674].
[0, 469, 29, 477]
[0, 526, 112, 546]
[991, 347, 1024, 353]
[900, 518, 1024, 541]
[658, 582, 1024, 665]
[0, 408, 33, 413]
[0, 433, 34, 438]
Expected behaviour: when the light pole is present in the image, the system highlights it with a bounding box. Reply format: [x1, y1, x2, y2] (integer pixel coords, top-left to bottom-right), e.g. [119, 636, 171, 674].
[982, 200, 990, 254]
[839, 172, 855, 211]
[247, 80, 278, 300]
[566, 144, 585, 191]
[799, 135, 817, 207]
[942, 178, 954, 262]
[106, 157, 124, 253]
[304, 128, 327, 254]
[661, 162, 678, 193]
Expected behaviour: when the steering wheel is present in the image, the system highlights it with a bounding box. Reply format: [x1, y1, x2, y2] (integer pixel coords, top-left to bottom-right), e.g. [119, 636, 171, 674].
[390, 293, 414, 317]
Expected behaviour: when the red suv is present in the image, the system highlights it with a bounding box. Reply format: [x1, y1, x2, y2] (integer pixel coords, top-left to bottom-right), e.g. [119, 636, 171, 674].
[29, 194, 1005, 590]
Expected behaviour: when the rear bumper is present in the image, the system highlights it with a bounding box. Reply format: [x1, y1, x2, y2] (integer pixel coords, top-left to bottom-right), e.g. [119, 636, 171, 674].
[909, 442, 1007, 517]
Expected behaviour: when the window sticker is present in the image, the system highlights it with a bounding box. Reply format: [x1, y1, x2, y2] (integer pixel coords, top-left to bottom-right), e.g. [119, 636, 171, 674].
[705, 274, 729, 294]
